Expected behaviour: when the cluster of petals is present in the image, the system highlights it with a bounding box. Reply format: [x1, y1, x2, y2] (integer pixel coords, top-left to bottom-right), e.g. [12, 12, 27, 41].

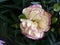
[20, 4, 51, 40]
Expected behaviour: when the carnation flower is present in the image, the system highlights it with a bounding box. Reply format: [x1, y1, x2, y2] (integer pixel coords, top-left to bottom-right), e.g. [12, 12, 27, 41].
[20, 4, 51, 40]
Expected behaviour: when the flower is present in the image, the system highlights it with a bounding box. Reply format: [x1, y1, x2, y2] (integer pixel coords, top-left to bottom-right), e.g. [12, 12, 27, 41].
[20, 19, 44, 39]
[20, 4, 51, 40]
[0, 40, 5, 45]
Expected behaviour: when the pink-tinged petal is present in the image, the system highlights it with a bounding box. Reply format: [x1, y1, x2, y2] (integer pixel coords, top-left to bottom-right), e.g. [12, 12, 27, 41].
[26, 32, 44, 40]
[20, 4, 51, 40]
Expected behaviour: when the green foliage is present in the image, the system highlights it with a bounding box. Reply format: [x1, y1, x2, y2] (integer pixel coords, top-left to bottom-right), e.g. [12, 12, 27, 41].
[0, 0, 7, 2]
[52, 17, 58, 24]
[53, 3, 60, 12]
[18, 14, 27, 19]
[10, 23, 19, 29]
[0, 0, 60, 45]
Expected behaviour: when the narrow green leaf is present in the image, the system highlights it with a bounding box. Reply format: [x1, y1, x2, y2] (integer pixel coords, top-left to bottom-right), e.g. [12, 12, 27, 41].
[50, 33, 56, 42]
[55, 42, 60, 45]
[0, 14, 12, 24]
[1, 5, 21, 10]
[18, 14, 27, 19]
[58, 28, 60, 35]
[0, 10, 8, 14]
[10, 23, 19, 28]
[51, 28, 55, 32]
[13, 0, 22, 5]
[31, 2, 40, 4]
[0, 0, 7, 2]
[19, 43, 27, 45]
[47, 35, 54, 45]
[9, 11, 18, 22]
[0, 22, 7, 37]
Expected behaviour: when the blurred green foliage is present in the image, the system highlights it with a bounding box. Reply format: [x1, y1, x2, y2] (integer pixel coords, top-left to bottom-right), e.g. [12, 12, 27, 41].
[52, 17, 58, 24]
[18, 14, 27, 19]
[53, 3, 60, 12]
[0, 0, 60, 45]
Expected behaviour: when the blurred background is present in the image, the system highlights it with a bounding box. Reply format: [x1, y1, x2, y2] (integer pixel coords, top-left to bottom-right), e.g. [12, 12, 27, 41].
[0, 0, 60, 45]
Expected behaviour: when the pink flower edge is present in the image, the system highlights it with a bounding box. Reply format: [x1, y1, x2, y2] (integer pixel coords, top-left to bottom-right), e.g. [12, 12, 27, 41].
[20, 4, 51, 40]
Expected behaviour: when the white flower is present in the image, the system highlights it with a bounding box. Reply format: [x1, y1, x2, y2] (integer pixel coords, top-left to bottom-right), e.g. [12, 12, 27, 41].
[20, 19, 44, 39]
[20, 4, 51, 40]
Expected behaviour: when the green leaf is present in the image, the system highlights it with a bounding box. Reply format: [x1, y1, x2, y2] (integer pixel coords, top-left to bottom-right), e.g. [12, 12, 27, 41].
[0, 14, 13, 24]
[19, 43, 27, 45]
[47, 35, 54, 45]
[0, 22, 7, 37]
[53, 3, 60, 12]
[0, 0, 7, 2]
[58, 28, 60, 35]
[52, 17, 58, 24]
[50, 33, 56, 42]
[18, 14, 27, 19]
[51, 28, 55, 32]
[9, 11, 18, 22]
[31, 2, 40, 4]
[13, 0, 22, 5]
[10, 23, 19, 28]
[55, 42, 60, 45]
[0, 10, 8, 14]
[1, 5, 21, 10]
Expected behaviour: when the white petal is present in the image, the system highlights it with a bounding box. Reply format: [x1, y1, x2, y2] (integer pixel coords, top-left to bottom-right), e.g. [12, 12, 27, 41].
[22, 8, 26, 13]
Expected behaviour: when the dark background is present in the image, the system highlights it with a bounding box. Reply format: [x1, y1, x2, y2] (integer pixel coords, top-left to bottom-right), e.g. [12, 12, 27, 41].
[0, 0, 60, 45]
